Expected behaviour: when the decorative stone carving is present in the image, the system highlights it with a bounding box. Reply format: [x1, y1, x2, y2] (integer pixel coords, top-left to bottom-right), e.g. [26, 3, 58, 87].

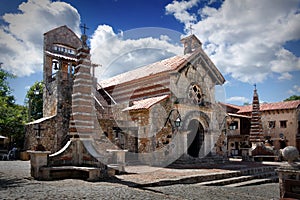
[277, 146, 300, 199]
[282, 146, 299, 164]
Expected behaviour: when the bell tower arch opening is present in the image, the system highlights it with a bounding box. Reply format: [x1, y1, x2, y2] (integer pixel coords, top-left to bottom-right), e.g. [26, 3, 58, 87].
[187, 119, 205, 158]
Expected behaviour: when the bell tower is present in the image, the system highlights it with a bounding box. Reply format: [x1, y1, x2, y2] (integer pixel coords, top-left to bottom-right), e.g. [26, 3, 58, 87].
[180, 34, 202, 55]
[43, 25, 82, 117]
[42, 25, 82, 149]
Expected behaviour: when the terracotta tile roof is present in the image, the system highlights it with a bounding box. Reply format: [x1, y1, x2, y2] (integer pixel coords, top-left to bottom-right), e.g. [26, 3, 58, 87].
[98, 53, 192, 89]
[122, 95, 169, 111]
[237, 100, 300, 113]
[219, 102, 242, 110]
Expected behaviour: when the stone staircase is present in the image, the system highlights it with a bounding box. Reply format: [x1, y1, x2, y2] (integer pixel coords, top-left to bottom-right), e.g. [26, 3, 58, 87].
[169, 154, 229, 168]
[195, 166, 278, 187]
[134, 165, 278, 188]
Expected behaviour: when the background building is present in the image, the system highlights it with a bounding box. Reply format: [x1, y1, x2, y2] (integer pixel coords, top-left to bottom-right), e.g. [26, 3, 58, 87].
[223, 99, 300, 157]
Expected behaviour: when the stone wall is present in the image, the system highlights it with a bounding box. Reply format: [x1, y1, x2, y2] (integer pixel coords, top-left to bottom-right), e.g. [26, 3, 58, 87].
[24, 116, 57, 152]
[44, 26, 82, 53]
[261, 109, 299, 148]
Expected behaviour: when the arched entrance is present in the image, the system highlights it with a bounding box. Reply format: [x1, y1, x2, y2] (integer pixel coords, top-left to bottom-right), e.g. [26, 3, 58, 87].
[187, 119, 204, 158]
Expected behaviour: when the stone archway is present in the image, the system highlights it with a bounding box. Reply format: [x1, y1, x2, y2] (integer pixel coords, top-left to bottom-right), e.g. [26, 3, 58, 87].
[187, 119, 204, 158]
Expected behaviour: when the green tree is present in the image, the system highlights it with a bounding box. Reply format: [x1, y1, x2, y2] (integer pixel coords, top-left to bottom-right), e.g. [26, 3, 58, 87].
[0, 65, 15, 104]
[0, 66, 27, 148]
[284, 95, 300, 101]
[25, 81, 43, 121]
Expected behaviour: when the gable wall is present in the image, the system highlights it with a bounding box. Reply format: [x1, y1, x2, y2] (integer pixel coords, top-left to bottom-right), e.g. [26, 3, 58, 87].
[170, 57, 216, 105]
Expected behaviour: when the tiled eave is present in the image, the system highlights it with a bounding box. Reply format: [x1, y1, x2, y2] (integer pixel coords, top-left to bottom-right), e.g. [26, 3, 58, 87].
[122, 94, 169, 111]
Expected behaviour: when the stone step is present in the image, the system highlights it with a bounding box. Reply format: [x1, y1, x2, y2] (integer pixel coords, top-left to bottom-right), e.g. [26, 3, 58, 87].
[225, 176, 278, 187]
[138, 171, 241, 187]
[239, 166, 277, 176]
[170, 156, 228, 166]
[196, 171, 277, 186]
[196, 175, 254, 186]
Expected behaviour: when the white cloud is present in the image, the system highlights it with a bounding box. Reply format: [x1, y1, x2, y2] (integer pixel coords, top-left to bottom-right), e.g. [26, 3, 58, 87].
[226, 96, 250, 104]
[0, 0, 81, 77]
[90, 25, 182, 80]
[166, 0, 300, 83]
[165, 0, 199, 25]
[288, 84, 300, 95]
[278, 72, 293, 80]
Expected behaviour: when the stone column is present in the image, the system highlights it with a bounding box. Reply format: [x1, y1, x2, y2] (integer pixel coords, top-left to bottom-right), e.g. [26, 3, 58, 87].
[276, 146, 300, 199]
[27, 151, 51, 180]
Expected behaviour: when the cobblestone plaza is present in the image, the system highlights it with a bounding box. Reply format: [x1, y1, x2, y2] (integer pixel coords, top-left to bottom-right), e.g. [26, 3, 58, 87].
[0, 161, 280, 200]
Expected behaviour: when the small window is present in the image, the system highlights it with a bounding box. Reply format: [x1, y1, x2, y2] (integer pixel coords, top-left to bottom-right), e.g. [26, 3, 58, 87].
[268, 121, 275, 129]
[53, 44, 76, 55]
[229, 121, 238, 130]
[280, 120, 287, 128]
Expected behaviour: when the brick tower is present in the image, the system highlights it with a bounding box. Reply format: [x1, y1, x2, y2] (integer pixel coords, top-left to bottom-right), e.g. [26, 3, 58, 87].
[249, 85, 264, 146]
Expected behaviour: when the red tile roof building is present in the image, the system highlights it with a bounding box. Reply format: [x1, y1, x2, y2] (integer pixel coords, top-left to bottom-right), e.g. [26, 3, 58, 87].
[223, 99, 300, 154]
[25, 26, 229, 166]
[96, 34, 227, 164]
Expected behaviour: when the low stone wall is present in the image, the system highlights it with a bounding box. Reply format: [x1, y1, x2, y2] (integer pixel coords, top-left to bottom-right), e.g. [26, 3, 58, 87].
[24, 116, 57, 153]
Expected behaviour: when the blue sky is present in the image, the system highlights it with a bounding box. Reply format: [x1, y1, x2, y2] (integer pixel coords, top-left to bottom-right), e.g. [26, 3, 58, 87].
[1, 0, 300, 105]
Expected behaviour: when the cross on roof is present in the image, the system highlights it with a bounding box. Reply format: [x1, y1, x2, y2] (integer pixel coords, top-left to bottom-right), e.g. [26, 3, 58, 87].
[80, 23, 89, 35]
[254, 83, 257, 90]
[189, 24, 194, 35]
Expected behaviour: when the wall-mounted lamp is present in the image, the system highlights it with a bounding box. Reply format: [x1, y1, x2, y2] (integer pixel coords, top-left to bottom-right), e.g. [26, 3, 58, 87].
[33, 86, 40, 95]
[164, 109, 182, 130]
[175, 116, 182, 128]
[35, 82, 52, 95]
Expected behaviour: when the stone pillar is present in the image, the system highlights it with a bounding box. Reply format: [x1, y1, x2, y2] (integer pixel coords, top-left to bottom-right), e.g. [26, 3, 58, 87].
[27, 151, 51, 180]
[107, 149, 128, 171]
[276, 146, 300, 199]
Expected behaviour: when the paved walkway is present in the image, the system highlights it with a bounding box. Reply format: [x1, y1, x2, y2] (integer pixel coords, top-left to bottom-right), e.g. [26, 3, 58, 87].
[0, 160, 280, 199]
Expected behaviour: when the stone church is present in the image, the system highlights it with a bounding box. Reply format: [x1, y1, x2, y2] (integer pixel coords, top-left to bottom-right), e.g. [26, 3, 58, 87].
[24, 25, 227, 166]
